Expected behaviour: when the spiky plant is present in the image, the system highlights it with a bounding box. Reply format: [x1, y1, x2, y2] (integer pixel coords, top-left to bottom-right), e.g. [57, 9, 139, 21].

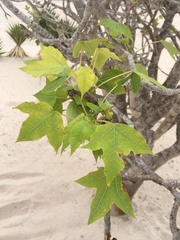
[60, 18, 77, 44]
[0, 39, 5, 56]
[34, 7, 77, 47]
[6, 23, 28, 57]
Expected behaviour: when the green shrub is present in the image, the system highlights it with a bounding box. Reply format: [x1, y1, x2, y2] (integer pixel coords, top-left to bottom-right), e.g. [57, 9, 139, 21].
[6, 23, 28, 57]
[34, 7, 76, 47]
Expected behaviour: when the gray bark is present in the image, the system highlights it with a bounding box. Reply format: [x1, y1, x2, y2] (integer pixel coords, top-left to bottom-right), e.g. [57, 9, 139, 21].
[1, 0, 179, 239]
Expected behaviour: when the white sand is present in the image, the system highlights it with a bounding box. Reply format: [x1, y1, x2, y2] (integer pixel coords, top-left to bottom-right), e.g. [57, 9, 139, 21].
[0, 3, 179, 240]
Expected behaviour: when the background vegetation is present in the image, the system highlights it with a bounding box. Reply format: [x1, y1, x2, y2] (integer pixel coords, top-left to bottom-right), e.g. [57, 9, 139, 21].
[0, 1, 179, 239]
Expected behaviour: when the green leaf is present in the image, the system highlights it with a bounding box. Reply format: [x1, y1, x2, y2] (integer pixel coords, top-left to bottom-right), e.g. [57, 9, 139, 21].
[61, 113, 85, 152]
[66, 101, 85, 123]
[55, 87, 68, 102]
[72, 94, 88, 106]
[100, 38, 115, 49]
[135, 64, 148, 75]
[98, 99, 112, 112]
[74, 66, 98, 97]
[73, 38, 115, 58]
[16, 102, 64, 152]
[99, 19, 133, 40]
[73, 38, 100, 58]
[34, 85, 68, 109]
[53, 87, 68, 112]
[42, 76, 68, 93]
[130, 72, 141, 93]
[53, 100, 63, 113]
[86, 102, 100, 114]
[119, 37, 129, 45]
[133, 70, 166, 89]
[84, 123, 153, 185]
[161, 40, 180, 60]
[98, 69, 129, 94]
[92, 149, 103, 162]
[20, 45, 70, 78]
[34, 90, 57, 106]
[98, 100, 113, 119]
[69, 119, 95, 154]
[91, 48, 121, 72]
[76, 168, 135, 224]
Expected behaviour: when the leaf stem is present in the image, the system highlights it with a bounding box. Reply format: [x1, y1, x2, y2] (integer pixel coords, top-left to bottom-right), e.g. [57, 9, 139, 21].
[80, 50, 83, 66]
[78, 96, 88, 116]
[97, 71, 132, 88]
[135, 40, 161, 54]
[102, 85, 118, 103]
[91, 48, 99, 70]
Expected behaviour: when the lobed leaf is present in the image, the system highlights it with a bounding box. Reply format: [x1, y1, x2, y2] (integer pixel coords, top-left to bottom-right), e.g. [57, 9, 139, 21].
[91, 48, 121, 72]
[134, 70, 166, 89]
[76, 168, 135, 224]
[98, 69, 129, 94]
[20, 45, 70, 78]
[84, 123, 153, 185]
[135, 64, 148, 75]
[74, 66, 98, 97]
[161, 40, 180, 60]
[69, 119, 95, 155]
[73, 38, 101, 58]
[34, 90, 57, 106]
[66, 101, 85, 123]
[16, 102, 64, 152]
[61, 113, 85, 152]
[86, 102, 100, 114]
[130, 72, 141, 93]
[73, 38, 115, 58]
[99, 18, 133, 40]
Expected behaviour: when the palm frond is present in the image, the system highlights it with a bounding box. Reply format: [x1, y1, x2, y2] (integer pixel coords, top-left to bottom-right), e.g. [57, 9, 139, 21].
[6, 23, 27, 46]
[0, 39, 5, 56]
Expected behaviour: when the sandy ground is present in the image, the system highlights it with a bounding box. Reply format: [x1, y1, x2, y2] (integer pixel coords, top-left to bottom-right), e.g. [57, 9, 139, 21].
[0, 2, 179, 240]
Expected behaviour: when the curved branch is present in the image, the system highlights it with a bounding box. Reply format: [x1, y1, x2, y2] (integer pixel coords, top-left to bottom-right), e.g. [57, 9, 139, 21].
[70, 0, 94, 47]
[153, 95, 180, 141]
[112, 106, 134, 127]
[152, 141, 180, 170]
[141, 81, 180, 96]
[122, 174, 180, 189]
[169, 199, 180, 240]
[1, 0, 54, 39]
[0, 3, 11, 18]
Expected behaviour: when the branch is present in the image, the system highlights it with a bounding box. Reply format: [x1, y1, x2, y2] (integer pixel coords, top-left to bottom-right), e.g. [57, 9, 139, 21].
[112, 106, 134, 128]
[147, 57, 180, 128]
[152, 141, 180, 170]
[25, 0, 66, 26]
[127, 155, 180, 198]
[19, 24, 68, 53]
[153, 95, 180, 141]
[1, 0, 54, 39]
[72, 0, 85, 19]
[67, 89, 102, 104]
[70, 0, 94, 47]
[122, 174, 180, 189]
[167, 0, 180, 7]
[141, 81, 180, 96]
[123, 50, 149, 136]
[169, 199, 180, 240]
[0, 3, 11, 18]
[93, 0, 109, 19]
[164, 57, 180, 88]
[104, 211, 111, 240]
[62, 0, 81, 22]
